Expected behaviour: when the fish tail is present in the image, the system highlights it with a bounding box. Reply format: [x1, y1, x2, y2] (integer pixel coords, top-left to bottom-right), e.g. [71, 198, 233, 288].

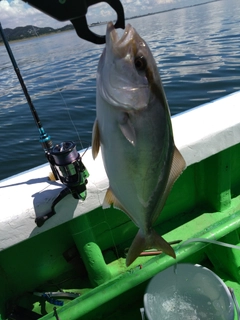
[126, 230, 146, 267]
[126, 229, 176, 267]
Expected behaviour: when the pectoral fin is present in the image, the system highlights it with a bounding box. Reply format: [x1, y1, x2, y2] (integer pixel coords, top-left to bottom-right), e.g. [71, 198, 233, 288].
[92, 119, 101, 159]
[118, 113, 136, 146]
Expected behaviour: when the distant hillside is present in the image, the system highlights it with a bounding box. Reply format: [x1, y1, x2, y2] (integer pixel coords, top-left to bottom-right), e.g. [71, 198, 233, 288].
[0, 1, 219, 43]
[0, 24, 74, 42]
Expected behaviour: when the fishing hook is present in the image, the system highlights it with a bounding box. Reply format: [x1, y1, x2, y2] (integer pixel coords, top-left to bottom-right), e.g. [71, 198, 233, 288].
[21, 0, 125, 44]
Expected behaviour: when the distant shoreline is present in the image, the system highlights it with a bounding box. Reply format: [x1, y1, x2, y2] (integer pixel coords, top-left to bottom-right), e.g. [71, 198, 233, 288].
[0, 0, 219, 44]
[0, 28, 73, 46]
[0, 25, 74, 44]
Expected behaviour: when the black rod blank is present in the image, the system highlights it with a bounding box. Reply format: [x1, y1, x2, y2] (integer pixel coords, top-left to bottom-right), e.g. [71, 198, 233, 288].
[0, 22, 42, 130]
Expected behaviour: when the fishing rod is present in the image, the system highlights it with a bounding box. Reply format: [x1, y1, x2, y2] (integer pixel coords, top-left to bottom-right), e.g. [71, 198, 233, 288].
[0, 23, 53, 154]
[0, 23, 89, 227]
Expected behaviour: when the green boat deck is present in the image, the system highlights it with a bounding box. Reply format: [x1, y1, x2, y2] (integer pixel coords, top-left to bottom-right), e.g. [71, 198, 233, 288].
[1, 91, 240, 319]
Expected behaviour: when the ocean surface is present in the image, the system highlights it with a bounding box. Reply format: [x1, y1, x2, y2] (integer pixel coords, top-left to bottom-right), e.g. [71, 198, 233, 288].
[0, 0, 239, 181]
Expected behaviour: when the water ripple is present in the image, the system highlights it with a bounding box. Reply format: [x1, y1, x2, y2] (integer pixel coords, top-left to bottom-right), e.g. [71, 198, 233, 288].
[0, 0, 239, 179]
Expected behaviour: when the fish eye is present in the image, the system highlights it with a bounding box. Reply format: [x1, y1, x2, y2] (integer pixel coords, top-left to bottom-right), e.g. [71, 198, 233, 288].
[134, 56, 147, 71]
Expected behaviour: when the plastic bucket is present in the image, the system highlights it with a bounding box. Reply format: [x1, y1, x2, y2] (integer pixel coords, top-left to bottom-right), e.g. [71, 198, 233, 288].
[144, 264, 234, 320]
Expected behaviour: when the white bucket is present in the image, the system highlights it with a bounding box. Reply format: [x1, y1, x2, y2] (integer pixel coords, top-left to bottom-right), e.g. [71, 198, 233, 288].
[144, 264, 234, 320]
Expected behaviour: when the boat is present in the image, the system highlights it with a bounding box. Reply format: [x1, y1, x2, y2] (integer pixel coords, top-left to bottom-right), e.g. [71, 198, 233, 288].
[1, 90, 240, 319]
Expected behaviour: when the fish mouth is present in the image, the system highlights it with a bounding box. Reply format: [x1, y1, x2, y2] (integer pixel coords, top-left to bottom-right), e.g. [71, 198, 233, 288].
[101, 22, 150, 110]
[106, 22, 136, 53]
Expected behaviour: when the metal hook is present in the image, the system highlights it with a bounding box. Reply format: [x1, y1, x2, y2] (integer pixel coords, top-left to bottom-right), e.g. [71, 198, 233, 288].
[21, 0, 125, 44]
[71, 0, 125, 44]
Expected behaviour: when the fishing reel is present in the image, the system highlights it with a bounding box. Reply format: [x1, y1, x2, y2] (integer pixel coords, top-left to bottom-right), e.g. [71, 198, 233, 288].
[35, 140, 89, 227]
[0, 23, 90, 227]
[1, 21, 91, 227]
[49, 141, 89, 201]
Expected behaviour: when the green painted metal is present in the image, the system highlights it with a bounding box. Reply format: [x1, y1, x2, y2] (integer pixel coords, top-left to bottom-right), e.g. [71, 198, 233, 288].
[206, 232, 240, 283]
[205, 149, 232, 211]
[40, 200, 240, 320]
[70, 215, 111, 286]
[1, 143, 240, 319]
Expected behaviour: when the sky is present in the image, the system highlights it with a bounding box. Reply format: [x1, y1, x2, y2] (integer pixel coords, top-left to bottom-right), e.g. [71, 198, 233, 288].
[0, 0, 210, 29]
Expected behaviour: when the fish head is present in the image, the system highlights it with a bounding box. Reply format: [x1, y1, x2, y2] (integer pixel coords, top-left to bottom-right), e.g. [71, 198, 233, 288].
[98, 22, 161, 111]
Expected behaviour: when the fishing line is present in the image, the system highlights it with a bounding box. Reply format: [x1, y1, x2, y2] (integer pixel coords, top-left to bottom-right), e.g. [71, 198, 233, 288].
[81, 146, 90, 158]
[30, 25, 84, 151]
[89, 180, 120, 258]
[179, 238, 240, 251]
[101, 218, 121, 260]
[71, 219, 121, 260]
[1, 23, 90, 228]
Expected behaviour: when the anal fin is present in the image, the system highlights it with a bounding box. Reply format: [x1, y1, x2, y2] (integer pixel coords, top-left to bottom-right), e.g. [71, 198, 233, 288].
[103, 188, 127, 213]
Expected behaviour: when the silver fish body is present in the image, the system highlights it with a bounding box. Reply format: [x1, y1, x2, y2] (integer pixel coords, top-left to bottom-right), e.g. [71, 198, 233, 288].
[92, 22, 186, 266]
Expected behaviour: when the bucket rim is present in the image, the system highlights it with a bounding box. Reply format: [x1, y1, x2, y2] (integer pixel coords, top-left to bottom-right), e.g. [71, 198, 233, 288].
[143, 263, 234, 320]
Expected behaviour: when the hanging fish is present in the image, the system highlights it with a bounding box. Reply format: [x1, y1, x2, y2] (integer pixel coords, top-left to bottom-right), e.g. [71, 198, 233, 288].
[92, 22, 186, 266]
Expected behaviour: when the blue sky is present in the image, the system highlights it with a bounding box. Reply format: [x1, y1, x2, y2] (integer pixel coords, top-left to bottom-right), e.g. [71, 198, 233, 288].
[0, 0, 211, 29]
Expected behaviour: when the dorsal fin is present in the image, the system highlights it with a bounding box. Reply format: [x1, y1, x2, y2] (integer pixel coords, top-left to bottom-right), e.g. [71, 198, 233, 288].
[169, 146, 186, 188]
[162, 145, 186, 207]
[92, 119, 101, 159]
[153, 146, 186, 221]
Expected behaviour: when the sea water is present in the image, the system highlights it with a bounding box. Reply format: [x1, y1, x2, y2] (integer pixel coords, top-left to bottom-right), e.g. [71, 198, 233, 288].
[1, 0, 240, 180]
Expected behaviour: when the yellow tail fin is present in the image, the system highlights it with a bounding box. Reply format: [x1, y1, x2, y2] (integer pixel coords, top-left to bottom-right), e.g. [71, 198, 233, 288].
[126, 229, 176, 267]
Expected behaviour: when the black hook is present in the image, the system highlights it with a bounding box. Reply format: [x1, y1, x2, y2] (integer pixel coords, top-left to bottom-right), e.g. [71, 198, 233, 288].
[21, 0, 125, 44]
[71, 0, 125, 44]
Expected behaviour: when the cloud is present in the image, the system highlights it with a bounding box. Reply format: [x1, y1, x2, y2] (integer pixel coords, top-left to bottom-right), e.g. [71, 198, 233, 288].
[0, 0, 66, 28]
[86, 2, 117, 22]
[0, 0, 207, 29]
